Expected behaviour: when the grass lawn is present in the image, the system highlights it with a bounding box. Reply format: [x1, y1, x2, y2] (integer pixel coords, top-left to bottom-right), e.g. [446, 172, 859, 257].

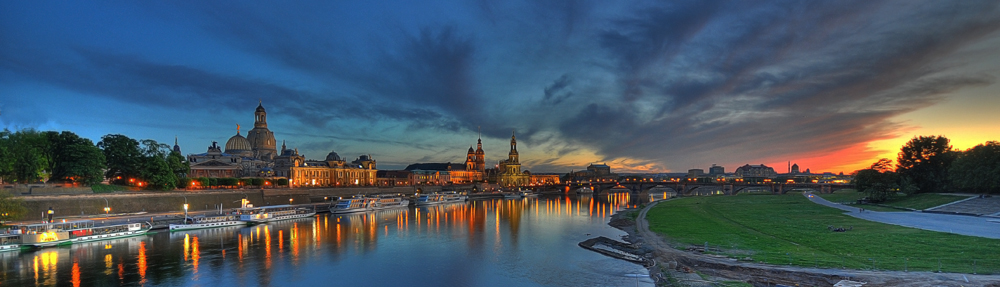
[817, 190, 969, 211]
[91, 184, 128, 193]
[646, 194, 1000, 273]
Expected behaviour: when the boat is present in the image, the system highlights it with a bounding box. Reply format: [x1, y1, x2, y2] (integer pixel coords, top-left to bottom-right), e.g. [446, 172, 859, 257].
[413, 191, 468, 206]
[576, 187, 594, 194]
[5, 222, 71, 248]
[330, 196, 378, 214]
[370, 194, 410, 210]
[522, 190, 540, 197]
[169, 214, 245, 231]
[234, 205, 316, 224]
[64, 221, 150, 243]
[0, 234, 21, 252]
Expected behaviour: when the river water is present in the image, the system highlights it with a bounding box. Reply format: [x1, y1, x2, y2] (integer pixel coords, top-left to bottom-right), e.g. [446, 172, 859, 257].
[0, 193, 655, 287]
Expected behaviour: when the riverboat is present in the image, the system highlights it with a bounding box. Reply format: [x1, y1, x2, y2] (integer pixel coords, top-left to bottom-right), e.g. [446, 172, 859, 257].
[0, 234, 20, 252]
[64, 221, 150, 244]
[413, 191, 468, 206]
[370, 194, 410, 210]
[234, 205, 316, 224]
[330, 196, 377, 214]
[169, 215, 245, 231]
[5, 222, 71, 248]
[576, 187, 594, 194]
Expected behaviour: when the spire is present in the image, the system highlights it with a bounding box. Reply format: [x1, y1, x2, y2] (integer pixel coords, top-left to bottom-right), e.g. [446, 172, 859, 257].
[281, 140, 286, 152]
[174, 136, 178, 146]
[236, 124, 241, 134]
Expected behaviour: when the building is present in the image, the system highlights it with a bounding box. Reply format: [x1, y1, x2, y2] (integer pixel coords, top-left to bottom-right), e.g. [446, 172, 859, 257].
[487, 131, 529, 187]
[189, 102, 377, 184]
[734, 164, 777, 183]
[709, 164, 724, 175]
[569, 163, 618, 182]
[528, 173, 561, 185]
[187, 141, 242, 178]
[376, 170, 414, 186]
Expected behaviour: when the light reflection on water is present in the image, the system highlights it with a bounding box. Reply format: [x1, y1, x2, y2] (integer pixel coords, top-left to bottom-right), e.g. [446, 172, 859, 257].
[0, 194, 654, 287]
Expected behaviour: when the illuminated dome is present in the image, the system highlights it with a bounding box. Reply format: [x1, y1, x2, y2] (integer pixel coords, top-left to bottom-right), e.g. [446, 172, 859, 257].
[225, 131, 253, 157]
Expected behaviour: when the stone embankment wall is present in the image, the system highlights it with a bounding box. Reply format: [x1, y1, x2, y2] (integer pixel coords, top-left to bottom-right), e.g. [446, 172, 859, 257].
[17, 186, 448, 220]
[2, 184, 93, 196]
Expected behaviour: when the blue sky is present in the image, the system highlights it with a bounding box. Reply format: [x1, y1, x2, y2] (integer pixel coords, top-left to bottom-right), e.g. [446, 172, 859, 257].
[2, 1, 999, 173]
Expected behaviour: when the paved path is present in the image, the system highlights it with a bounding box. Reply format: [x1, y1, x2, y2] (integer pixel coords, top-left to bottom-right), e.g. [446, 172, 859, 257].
[803, 192, 1000, 239]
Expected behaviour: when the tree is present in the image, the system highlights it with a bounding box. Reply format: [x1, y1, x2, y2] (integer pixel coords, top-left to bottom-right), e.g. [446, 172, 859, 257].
[0, 129, 12, 183]
[49, 131, 106, 185]
[97, 134, 142, 183]
[897, 135, 955, 193]
[6, 129, 51, 184]
[166, 151, 189, 179]
[949, 141, 1000, 194]
[0, 190, 27, 223]
[139, 155, 176, 190]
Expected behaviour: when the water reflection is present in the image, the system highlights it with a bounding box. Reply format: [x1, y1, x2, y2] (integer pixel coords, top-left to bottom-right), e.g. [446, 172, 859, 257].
[1, 194, 654, 287]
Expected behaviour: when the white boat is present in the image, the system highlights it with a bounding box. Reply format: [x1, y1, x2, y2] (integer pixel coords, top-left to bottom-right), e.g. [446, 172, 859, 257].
[522, 191, 540, 197]
[234, 205, 316, 224]
[413, 191, 468, 206]
[0, 234, 21, 252]
[169, 215, 245, 231]
[5, 222, 71, 248]
[576, 187, 594, 194]
[370, 194, 410, 210]
[330, 196, 377, 214]
[66, 221, 149, 244]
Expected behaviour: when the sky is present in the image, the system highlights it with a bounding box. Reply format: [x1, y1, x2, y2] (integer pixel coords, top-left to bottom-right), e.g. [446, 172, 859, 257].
[2, 1, 999, 174]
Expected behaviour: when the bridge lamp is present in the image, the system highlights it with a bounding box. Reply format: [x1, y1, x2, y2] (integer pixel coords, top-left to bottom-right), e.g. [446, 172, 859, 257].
[183, 203, 189, 219]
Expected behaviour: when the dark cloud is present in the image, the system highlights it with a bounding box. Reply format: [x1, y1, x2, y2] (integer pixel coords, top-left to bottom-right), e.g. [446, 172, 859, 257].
[2, 0, 999, 172]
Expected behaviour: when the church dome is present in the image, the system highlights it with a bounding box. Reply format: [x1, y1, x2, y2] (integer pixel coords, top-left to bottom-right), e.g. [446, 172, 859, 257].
[225, 132, 252, 154]
[326, 151, 342, 161]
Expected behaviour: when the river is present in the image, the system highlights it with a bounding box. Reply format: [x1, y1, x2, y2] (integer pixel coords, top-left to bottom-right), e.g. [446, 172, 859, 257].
[0, 193, 656, 286]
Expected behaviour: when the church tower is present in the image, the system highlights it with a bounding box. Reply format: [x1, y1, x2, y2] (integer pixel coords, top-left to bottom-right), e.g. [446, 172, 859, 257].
[465, 146, 476, 171]
[507, 130, 520, 174]
[474, 128, 485, 172]
[247, 101, 278, 161]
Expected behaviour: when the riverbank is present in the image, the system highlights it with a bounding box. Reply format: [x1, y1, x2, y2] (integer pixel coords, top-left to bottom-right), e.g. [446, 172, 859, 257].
[613, 197, 1000, 286]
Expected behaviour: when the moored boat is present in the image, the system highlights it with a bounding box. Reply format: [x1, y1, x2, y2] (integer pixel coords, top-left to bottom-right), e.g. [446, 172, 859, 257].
[234, 205, 316, 224]
[576, 187, 594, 194]
[169, 214, 245, 231]
[65, 221, 150, 244]
[413, 191, 468, 206]
[6, 222, 71, 248]
[0, 234, 21, 252]
[330, 196, 377, 214]
[502, 192, 523, 199]
[370, 194, 410, 210]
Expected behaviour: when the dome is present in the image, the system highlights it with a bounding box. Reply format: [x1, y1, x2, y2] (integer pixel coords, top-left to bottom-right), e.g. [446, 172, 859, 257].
[326, 151, 342, 161]
[256, 102, 266, 112]
[225, 132, 252, 154]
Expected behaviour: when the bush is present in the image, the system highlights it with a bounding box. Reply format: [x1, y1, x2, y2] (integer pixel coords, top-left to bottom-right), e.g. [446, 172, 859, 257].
[250, 178, 263, 186]
[276, 178, 289, 186]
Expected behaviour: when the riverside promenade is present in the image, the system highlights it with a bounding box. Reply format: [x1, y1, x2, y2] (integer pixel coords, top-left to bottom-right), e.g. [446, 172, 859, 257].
[803, 192, 1000, 239]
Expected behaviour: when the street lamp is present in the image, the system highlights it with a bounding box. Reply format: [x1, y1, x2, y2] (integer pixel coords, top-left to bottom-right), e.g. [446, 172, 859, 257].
[183, 196, 189, 219]
[47, 207, 54, 223]
[103, 198, 110, 217]
[289, 198, 293, 205]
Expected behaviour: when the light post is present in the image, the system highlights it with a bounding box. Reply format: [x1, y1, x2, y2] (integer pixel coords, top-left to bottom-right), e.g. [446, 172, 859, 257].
[103, 198, 110, 217]
[47, 207, 54, 223]
[289, 198, 293, 205]
[183, 196, 189, 219]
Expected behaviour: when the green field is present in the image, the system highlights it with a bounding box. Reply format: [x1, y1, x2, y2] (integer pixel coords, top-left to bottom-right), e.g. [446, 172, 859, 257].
[817, 190, 969, 211]
[645, 194, 1000, 273]
[91, 184, 128, 193]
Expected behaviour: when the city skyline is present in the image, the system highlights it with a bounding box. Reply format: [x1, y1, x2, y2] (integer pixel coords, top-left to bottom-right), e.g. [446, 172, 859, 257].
[2, 1, 999, 173]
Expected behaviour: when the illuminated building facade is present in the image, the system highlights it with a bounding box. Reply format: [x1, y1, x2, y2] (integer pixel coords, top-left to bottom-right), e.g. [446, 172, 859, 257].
[487, 131, 529, 187]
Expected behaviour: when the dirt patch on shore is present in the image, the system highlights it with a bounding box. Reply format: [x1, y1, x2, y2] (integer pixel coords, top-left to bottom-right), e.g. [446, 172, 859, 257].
[610, 200, 1000, 287]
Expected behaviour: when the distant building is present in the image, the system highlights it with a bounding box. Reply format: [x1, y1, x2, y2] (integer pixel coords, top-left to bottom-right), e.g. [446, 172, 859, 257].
[791, 163, 800, 174]
[528, 173, 561, 185]
[187, 141, 242, 178]
[709, 164, 724, 175]
[569, 163, 618, 182]
[486, 131, 530, 187]
[376, 170, 414, 186]
[734, 164, 777, 183]
[687, 169, 705, 178]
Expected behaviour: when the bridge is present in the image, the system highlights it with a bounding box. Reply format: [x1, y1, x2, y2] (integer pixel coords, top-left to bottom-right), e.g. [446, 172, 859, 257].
[528, 181, 852, 196]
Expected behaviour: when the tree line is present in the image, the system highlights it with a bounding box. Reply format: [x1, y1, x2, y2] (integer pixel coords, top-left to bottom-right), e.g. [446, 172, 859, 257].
[854, 135, 1000, 202]
[0, 129, 188, 189]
